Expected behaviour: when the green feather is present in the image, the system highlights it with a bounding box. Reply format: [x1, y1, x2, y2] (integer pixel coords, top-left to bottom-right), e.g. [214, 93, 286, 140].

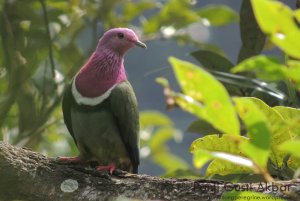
[62, 80, 140, 173]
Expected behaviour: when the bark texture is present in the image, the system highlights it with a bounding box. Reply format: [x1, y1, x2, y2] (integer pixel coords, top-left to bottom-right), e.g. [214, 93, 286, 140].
[0, 141, 299, 201]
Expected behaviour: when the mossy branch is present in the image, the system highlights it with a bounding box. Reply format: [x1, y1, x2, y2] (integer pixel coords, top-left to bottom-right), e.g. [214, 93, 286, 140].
[0, 142, 299, 201]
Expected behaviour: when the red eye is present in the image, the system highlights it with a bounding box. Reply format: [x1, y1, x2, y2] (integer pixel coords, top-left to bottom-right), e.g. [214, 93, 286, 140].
[117, 33, 124, 39]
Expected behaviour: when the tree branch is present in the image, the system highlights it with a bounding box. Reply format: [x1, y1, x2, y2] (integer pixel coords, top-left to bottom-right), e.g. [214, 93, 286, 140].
[0, 142, 299, 201]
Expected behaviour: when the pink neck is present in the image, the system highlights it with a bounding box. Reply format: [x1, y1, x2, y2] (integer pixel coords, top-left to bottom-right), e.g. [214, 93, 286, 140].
[75, 49, 126, 97]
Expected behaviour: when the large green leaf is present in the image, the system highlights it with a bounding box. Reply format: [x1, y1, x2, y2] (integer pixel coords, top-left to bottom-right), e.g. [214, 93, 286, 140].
[234, 97, 271, 167]
[197, 5, 238, 26]
[251, 0, 300, 58]
[231, 55, 286, 81]
[169, 57, 240, 135]
[207, 157, 253, 176]
[232, 56, 300, 90]
[249, 98, 292, 168]
[193, 150, 253, 176]
[191, 135, 253, 175]
[190, 134, 244, 155]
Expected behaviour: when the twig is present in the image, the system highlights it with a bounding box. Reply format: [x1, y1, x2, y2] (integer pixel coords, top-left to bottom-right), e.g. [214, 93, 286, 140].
[39, 0, 55, 78]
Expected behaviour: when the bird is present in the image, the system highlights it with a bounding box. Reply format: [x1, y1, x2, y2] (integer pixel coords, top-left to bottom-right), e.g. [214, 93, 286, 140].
[59, 28, 146, 174]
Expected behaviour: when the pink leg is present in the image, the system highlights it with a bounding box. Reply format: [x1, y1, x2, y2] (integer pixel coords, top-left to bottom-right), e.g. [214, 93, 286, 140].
[96, 163, 116, 174]
[57, 156, 84, 164]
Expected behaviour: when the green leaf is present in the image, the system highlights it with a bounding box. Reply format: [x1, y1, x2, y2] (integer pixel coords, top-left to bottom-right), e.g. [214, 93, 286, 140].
[191, 135, 253, 175]
[140, 111, 188, 174]
[140, 111, 173, 129]
[222, 191, 285, 201]
[149, 127, 179, 151]
[187, 119, 221, 135]
[285, 60, 300, 90]
[249, 97, 292, 168]
[169, 57, 240, 135]
[238, 0, 265, 62]
[208, 153, 254, 174]
[197, 5, 238, 26]
[47, 1, 69, 11]
[232, 56, 300, 90]
[234, 97, 271, 167]
[280, 140, 300, 158]
[190, 134, 244, 154]
[143, 0, 199, 34]
[295, 9, 300, 24]
[251, 0, 300, 58]
[193, 150, 253, 176]
[190, 50, 233, 72]
[233, 98, 271, 150]
[287, 155, 300, 171]
[273, 106, 300, 136]
[231, 56, 286, 81]
[123, 1, 155, 22]
[207, 159, 252, 176]
[152, 149, 189, 172]
[155, 77, 169, 88]
[193, 150, 213, 169]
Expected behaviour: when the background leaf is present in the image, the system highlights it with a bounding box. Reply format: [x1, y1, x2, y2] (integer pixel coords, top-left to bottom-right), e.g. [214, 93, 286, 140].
[191, 50, 233, 72]
[238, 0, 265, 62]
[142, 0, 199, 34]
[140, 111, 173, 128]
[197, 5, 238, 26]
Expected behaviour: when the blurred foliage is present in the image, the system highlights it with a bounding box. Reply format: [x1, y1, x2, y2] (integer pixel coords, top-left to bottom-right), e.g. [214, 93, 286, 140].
[0, 0, 238, 177]
[157, 0, 300, 184]
[139, 111, 196, 178]
[1, 0, 299, 188]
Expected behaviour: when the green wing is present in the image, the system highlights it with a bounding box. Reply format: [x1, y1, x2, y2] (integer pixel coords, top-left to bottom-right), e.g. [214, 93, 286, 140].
[62, 80, 77, 145]
[110, 80, 140, 173]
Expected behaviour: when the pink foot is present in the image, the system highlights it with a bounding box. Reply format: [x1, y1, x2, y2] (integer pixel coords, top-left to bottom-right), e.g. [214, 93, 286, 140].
[57, 156, 84, 164]
[96, 164, 116, 174]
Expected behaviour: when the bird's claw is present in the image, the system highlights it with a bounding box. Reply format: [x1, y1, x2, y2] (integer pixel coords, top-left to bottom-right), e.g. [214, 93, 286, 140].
[96, 164, 116, 174]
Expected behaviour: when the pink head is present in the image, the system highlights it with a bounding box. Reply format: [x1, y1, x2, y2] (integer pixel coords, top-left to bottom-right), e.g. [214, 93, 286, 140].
[96, 28, 147, 55]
